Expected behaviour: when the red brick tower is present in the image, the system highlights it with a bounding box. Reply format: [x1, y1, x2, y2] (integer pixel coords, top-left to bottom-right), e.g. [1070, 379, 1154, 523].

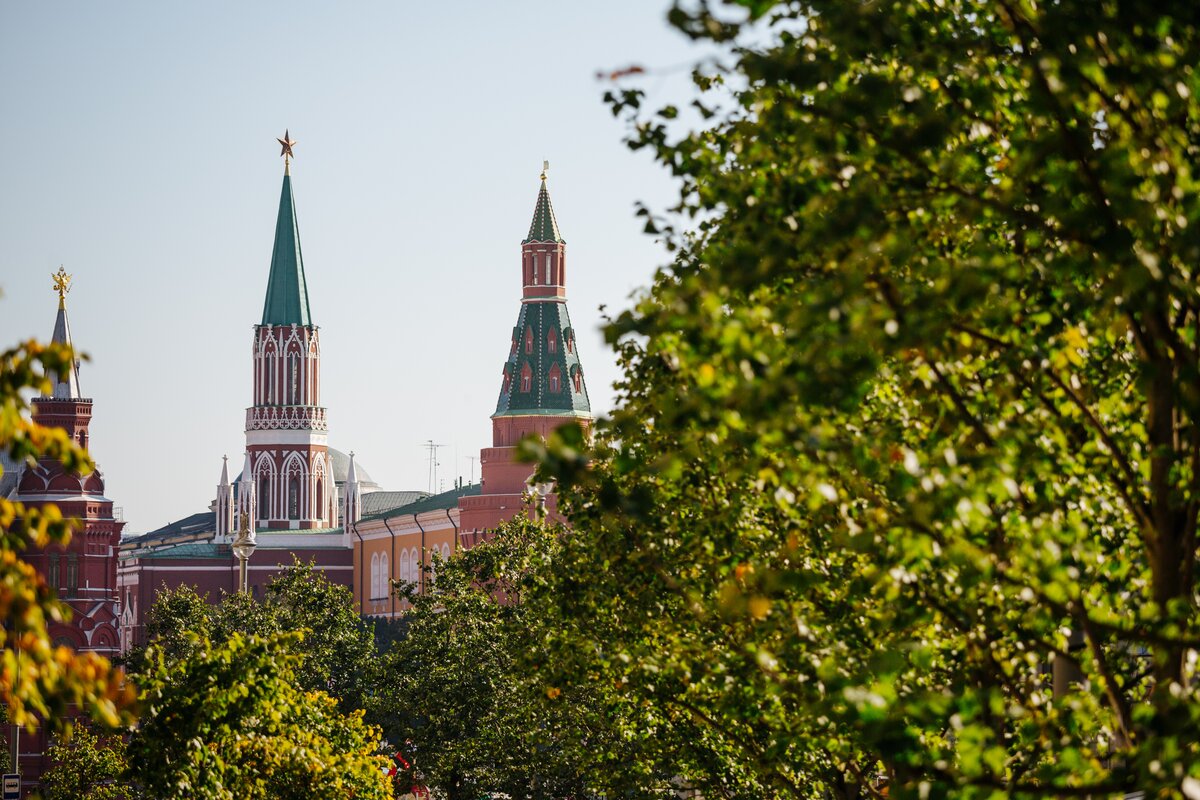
[16, 267, 124, 655]
[245, 135, 337, 531]
[459, 168, 592, 542]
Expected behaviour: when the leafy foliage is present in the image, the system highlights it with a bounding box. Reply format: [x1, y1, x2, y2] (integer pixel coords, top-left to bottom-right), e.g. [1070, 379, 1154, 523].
[526, 1, 1200, 798]
[384, 518, 656, 800]
[132, 559, 377, 712]
[40, 727, 138, 800]
[0, 337, 134, 730]
[128, 632, 389, 800]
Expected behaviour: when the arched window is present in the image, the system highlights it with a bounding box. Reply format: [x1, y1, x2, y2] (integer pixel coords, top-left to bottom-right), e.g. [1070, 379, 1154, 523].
[288, 352, 300, 404]
[532, 253, 540, 285]
[411, 547, 420, 590]
[573, 369, 583, 393]
[370, 553, 380, 599]
[400, 550, 411, 585]
[521, 364, 532, 393]
[379, 553, 389, 598]
[549, 364, 561, 393]
[258, 476, 270, 519]
[288, 476, 300, 519]
[547, 328, 557, 354]
[47, 554, 60, 589]
[442, 542, 451, 560]
[315, 478, 324, 516]
[524, 328, 534, 354]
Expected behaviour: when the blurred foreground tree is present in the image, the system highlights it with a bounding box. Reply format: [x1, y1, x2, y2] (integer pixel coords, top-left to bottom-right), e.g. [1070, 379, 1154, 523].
[0, 336, 133, 730]
[529, 1, 1200, 798]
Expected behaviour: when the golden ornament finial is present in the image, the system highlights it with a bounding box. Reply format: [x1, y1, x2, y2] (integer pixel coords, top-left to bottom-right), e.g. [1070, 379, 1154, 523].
[51, 265, 72, 309]
[277, 129, 297, 174]
[540, 159, 549, 182]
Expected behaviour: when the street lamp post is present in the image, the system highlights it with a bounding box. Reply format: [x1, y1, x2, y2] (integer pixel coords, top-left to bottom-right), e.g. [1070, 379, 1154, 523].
[529, 481, 554, 521]
[231, 512, 257, 594]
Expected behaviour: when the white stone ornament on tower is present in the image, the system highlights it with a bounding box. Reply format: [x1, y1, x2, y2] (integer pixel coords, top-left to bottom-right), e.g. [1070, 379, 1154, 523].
[237, 451, 257, 534]
[343, 450, 361, 529]
[215, 455, 235, 541]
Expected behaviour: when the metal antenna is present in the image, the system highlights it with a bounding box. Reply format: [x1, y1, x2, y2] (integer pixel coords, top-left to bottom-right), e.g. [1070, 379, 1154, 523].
[467, 456, 478, 485]
[423, 440, 445, 494]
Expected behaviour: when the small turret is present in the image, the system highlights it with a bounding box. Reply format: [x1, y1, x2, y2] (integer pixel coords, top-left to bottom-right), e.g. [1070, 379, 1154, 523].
[214, 455, 235, 541]
[342, 451, 361, 528]
[236, 451, 257, 533]
[33, 266, 92, 449]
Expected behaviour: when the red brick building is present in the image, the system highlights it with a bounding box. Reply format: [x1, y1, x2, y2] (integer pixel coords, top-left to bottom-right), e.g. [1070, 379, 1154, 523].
[0, 270, 126, 791]
[458, 170, 593, 544]
[117, 150, 396, 647]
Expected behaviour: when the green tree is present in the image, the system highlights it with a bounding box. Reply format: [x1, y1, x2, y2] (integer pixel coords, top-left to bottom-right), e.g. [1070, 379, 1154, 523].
[40, 727, 137, 800]
[133, 560, 377, 712]
[384, 517, 653, 800]
[0, 336, 134, 730]
[127, 631, 389, 800]
[528, 1, 1200, 797]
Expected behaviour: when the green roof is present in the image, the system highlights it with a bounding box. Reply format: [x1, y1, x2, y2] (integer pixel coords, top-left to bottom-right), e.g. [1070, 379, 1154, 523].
[495, 300, 592, 419]
[261, 173, 313, 326]
[126, 542, 230, 560]
[522, 179, 564, 244]
[358, 483, 481, 524]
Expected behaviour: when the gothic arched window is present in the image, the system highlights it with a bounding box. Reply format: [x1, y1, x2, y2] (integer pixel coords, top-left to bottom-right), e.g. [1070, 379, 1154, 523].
[259, 476, 270, 519]
[315, 478, 324, 517]
[521, 365, 532, 393]
[380, 553, 389, 599]
[288, 476, 300, 519]
[370, 553, 380, 599]
[288, 352, 300, 404]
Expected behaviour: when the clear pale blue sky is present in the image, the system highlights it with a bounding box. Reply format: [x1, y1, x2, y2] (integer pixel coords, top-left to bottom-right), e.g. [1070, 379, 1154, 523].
[0, 1, 707, 533]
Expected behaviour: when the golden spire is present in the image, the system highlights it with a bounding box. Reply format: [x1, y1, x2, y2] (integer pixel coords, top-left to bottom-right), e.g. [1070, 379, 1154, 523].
[540, 159, 549, 182]
[277, 129, 297, 175]
[51, 265, 72, 309]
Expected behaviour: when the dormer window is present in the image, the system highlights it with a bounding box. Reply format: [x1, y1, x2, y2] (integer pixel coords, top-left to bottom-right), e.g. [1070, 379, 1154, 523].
[573, 369, 583, 393]
[548, 328, 557, 354]
[525, 328, 534, 354]
[549, 364, 561, 393]
[521, 364, 532, 393]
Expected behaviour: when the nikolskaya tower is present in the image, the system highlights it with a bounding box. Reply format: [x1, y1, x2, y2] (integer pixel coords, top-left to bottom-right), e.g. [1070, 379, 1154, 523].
[215, 131, 337, 536]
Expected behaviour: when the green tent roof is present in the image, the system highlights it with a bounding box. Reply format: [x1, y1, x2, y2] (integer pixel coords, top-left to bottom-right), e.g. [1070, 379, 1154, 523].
[522, 179, 564, 244]
[494, 300, 591, 419]
[261, 173, 313, 326]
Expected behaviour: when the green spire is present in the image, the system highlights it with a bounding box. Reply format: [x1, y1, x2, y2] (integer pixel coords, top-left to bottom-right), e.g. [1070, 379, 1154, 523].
[261, 173, 312, 326]
[522, 178, 565, 244]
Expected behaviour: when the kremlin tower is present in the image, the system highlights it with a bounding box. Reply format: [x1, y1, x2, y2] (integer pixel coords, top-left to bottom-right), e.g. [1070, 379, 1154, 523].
[230, 132, 336, 533]
[459, 167, 592, 541]
[12, 268, 124, 654]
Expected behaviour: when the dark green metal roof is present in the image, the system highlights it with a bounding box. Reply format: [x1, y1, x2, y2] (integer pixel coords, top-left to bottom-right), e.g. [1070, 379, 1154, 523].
[522, 180, 564, 244]
[126, 542, 230, 561]
[494, 300, 592, 418]
[358, 483, 482, 524]
[261, 174, 313, 326]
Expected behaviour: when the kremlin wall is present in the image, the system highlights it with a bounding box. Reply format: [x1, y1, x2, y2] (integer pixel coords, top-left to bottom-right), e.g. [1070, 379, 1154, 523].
[5, 145, 593, 663]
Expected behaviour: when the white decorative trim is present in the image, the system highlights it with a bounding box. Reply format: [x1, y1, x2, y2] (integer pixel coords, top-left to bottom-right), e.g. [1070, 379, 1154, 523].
[246, 406, 328, 432]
